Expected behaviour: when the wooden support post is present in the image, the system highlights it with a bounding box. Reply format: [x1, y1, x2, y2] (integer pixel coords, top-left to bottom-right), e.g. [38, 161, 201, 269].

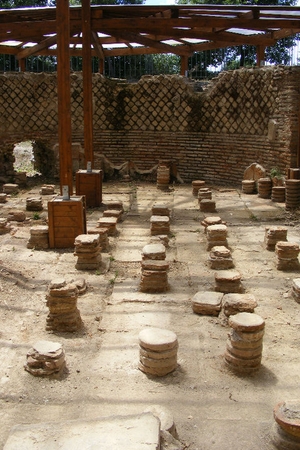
[19, 59, 26, 72]
[56, 0, 73, 195]
[256, 45, 266, 67]
[82, 0, 94, 168]
[180, 55, 188, 76]
[99, 58, 104, 74]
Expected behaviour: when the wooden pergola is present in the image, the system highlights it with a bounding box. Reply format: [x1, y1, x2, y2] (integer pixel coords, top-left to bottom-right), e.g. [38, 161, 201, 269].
[1, 4, 300, 70]
[1, 2, 300, 193]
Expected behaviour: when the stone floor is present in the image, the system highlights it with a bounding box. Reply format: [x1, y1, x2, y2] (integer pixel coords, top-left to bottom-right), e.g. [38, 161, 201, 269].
[1, 181, 300, 449]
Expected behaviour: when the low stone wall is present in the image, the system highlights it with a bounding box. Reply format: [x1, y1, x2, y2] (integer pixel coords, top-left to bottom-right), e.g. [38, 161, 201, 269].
[0, 66, 299, 185]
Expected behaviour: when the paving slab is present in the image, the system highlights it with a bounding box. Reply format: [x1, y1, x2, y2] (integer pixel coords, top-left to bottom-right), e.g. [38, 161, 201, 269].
[100, 302, 179, 332]
[109, 277, 190, 305]
[4, 413, 160, 450]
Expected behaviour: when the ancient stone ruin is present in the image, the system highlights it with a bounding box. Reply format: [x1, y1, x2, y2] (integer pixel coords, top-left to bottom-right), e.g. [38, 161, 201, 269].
[24, 340, 66, 377]
[225, 312, 265, 373]
[138, 327, 178, 377]
[46, 278, 83, 332]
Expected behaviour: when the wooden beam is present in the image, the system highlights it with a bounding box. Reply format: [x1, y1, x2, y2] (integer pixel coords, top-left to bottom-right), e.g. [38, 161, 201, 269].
[91, 17, 300, 33]
[91, 31, 104, 74]
[18, 58, 26, 71]
[82, 0, 94, 168]
[57, 0, 73, 196]
[180, 55, 188, 76]
[256, 44, 266, 67]
[91, 31, 105, 59]
[16, 35, 57, 60]
[105, 29, 192, 56]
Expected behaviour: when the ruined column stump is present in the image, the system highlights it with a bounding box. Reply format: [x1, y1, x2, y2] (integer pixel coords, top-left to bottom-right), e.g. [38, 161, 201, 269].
[285, 179, 300, 210]
[97, 217, 118, 236]
[0, 218, 11, 235]
[198, 189, 212, 205]
[208, 245, 234, 269]
[224, 312, 265, 373]
[142, 243, 166, 261]
[46, 278, 83, 332]
[222, 293, 257, 317]
[150, 215, 170, 236]
[200, 199, 216, 213]
[26, 196, 43, 212]
[0, 193, 7, 203]
[27, 225, 49, 249]
[140, 260, 169, 293]
[275, 241, 300, 271]
[258, 177, 272, 199]
[150, 235, 169, 248]
[3, 183, 19, 194]
[40, 184, 55, 195]
[265, 226, 288, 251]
[103, 209, 123, 222]
[74, 234, 102, 270]
[138, 327, 178, 376]
[291, 279, 300, 303]
[24, 340, 65, 377]
[151, 204, 170, 217]
[157, 165, 170, 190]
[272, 400, 300, 449]
[215, 270, 243, 293]
[192, 291, 223, 316]
[192, 180, 205, 197]
[104, 200, 124, 212]
[201, 216, 223, 233]
[272, 186, 286, 203]
[87, 226, 109, 252]
[206, 224, 228, 250]
[7, 210, 26, 222]
[242, 179, 256, 194]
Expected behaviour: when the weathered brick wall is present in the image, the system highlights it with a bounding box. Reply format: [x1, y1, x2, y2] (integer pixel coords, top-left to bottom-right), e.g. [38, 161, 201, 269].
[0, 66, 299, 185]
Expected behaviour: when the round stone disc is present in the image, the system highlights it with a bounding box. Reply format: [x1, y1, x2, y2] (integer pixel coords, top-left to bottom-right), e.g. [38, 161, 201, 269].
[138, 361, 177, 377]
[140, 354, 177, 369]
[139, 327, 178, 351]
[228, 312, 265, 332]
[274, 400, 300, 439]
[140, 345, 178, 360]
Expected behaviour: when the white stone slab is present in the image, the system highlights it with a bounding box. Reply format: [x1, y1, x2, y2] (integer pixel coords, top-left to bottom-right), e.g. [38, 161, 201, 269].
[4, 413, 160, 450]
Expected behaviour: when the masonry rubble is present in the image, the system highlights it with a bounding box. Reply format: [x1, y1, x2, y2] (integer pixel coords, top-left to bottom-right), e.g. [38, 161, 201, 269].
[46, 278, 83, 332]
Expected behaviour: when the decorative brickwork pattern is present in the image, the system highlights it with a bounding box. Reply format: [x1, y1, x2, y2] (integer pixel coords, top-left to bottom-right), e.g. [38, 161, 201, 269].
[0, 66, 299, 186]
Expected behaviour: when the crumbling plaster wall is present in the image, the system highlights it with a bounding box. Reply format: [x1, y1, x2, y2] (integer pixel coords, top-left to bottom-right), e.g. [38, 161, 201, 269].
[0, 66, 298, 185]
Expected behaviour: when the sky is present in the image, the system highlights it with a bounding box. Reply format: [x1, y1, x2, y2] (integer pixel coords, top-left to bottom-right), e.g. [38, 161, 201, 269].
[144, 0, 176, 5]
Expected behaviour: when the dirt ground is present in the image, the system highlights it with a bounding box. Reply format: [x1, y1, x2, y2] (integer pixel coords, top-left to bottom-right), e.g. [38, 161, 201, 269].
[1, 180, 300, 449]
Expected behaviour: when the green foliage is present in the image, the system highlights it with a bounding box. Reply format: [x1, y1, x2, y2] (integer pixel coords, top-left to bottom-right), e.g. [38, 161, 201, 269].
[152, 54, 180, 75]
[177, 0, 299, 75]
[270, 167, 283, 179]
[0, 0, 54, 7]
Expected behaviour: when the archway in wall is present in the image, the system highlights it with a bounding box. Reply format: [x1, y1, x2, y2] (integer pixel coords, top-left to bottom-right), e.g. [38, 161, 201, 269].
[13, 141, 37, 176]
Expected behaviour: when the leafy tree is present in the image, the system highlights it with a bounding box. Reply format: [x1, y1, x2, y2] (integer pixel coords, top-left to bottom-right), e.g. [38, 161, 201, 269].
[0, 0, 54, 7]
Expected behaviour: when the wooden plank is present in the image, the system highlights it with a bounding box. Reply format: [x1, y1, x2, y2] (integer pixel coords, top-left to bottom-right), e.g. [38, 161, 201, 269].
[57, 0, 73, 195]
[75, 170, 102, 207]
[48, 196, 86, 248]
[54, 224, 83, 236]
[82, 0, 94, 168]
